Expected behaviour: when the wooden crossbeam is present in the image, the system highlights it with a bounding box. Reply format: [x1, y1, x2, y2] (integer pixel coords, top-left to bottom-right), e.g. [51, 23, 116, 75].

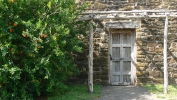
[78, 14, 177, 21]
[78, 10, 177, 21]
[80, 10, 177, 15]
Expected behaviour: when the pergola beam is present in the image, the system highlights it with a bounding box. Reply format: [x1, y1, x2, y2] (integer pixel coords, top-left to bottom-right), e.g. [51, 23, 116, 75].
[80, 10, 177, 15]
[78, 10, 177, 21]
[78, 15, 177, 21]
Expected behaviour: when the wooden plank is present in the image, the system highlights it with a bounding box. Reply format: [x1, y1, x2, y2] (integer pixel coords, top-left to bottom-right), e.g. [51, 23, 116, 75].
[111, 30, 133, 33]
[113, 72, 131, 75]
[131, 31, 136, 85]
[110, 30, 113, 85]
[88, 20, 93, 93]
[106, 22, 140, 29]
[112, 44, 131, 47]
[78, 15, 177, 21]
[112, 58, 131, 61]
[80, 10, 177, 15]
[164, 14, 169, 94]
[108, 28, 111, 84]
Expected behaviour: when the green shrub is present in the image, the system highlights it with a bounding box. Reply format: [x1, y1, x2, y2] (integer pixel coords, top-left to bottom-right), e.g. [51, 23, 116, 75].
[0, 0, 88, 99]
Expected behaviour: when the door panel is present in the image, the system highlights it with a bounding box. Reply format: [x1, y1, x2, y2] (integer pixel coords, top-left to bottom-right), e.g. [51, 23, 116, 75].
[123, 61, 131, 72]
[110, 30, 133, 85]
[123, 47, 131, 58]
[112, 33, 120, 44]
[112, 47, 120, 59]
[112, 61, 120, 72]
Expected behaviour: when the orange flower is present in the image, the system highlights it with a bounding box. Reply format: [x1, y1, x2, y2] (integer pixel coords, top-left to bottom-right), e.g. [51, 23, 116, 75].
[9, 28, 13, 33]
[23, 34, 27, 38]
[13, 23, 17, 27]
[40, 34, 45, 38]
[37, 39, 40, 43]
[37, 46, 41, 49]
[11, 0, 14, 3]
[12, 52, 14, 55]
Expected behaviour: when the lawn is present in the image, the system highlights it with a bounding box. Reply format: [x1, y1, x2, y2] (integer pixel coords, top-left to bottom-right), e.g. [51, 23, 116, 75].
[48, 84, 102, 100]
[144, 84, 177, 100]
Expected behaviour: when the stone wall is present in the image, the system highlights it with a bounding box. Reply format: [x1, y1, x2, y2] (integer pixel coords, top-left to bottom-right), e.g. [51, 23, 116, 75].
[76, 0, 177, 85]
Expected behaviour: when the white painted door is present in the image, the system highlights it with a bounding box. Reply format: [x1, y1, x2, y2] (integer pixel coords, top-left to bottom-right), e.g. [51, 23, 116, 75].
[110, 30, 134, 85]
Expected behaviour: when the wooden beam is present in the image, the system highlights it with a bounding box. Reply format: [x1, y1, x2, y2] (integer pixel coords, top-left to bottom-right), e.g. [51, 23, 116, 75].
[78, 15, 177, 21]
[88, 20, 93, 93]
[80, 10, 177, 15]
[164, 13, 169, 94]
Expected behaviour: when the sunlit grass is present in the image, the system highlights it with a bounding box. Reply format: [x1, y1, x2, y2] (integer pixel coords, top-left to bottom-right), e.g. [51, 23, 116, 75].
[144, 84, 177, 100]
[48, 84, 102, 100]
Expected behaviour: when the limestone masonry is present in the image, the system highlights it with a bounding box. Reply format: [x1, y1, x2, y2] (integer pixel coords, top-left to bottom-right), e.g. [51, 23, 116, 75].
[76, 0, 177, 85]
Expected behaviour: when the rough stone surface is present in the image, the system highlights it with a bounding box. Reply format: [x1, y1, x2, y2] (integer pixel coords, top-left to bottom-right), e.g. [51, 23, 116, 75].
[76, 0, 177, 85]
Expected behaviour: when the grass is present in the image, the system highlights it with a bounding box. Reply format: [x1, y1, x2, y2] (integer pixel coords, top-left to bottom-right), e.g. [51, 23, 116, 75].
[144, 84, 177, 100]
[48, 84, 102, 100]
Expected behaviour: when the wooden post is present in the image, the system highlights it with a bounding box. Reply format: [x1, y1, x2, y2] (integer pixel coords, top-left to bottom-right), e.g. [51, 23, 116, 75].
[88, 20, 93, 93]
[164, 13, 169, 94]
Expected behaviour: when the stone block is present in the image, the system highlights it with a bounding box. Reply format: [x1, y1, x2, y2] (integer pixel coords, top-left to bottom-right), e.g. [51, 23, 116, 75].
[101, 75, 108, 80]
[169, 78, 177, 85]
[148, 47, 155, 52]
[169, 58, 177, 63]
[93, 67, 101, 71]
[136, 41, 147, 46]
[168, 33, 177, 39]
[100, 43, 108, 49]
[155, 47, 163, 53]
[137, 51, 146, 55]
[137, 55, 146, 58]
[168, 67, 174, 72]
[136, 77, 152, 83]
[170, 42, 176, 48]
[147, 35, 154, 41]
[147, 42, 156, 47]
[136, 71, 146, 77]
[153, 78, 163, 83]
[138, 67, 146, 71]
[137, 46, 148, 51]
[128, 0, 135, 2]
[156, 44, 163, 48]
[172, 52, 177, 57]
[93, 2, 107, 9]
[149, 71, 163, 78]
[155, 62, 163, 66]
[93, 75, 101, 80]
[93, 51, 100, 57]
[136, 62, 148, 67]
[100, 48, 108, 52]
[153, 55, 163, 61]
[149, 62, 155, 68]
[137, 58, 146, 62]
[93, 71, 101, 75]
[173, 73, 177, 78]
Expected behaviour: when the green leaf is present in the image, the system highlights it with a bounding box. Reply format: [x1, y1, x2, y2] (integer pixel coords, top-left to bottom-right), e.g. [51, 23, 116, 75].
[47, 1, 51, 9]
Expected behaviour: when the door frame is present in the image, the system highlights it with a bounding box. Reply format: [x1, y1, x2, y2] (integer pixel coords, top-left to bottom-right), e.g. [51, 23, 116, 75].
[108, 29, 136, 85]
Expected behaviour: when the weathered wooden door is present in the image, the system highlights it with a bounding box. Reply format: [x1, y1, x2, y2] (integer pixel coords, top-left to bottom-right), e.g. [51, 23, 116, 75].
[110, 29, 134, 85]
